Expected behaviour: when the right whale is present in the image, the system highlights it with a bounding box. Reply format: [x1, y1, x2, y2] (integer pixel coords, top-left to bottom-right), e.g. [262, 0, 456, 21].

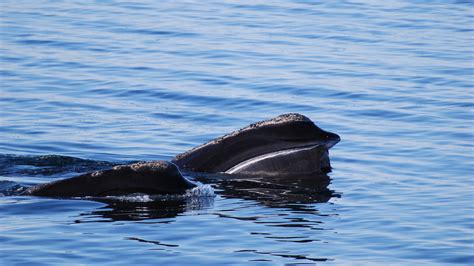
[173, 113, 340, 177]
[23, 113, 340, 197]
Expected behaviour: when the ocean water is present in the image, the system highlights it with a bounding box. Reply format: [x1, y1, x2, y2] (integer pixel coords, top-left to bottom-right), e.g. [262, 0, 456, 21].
[1, 0, 473, 265]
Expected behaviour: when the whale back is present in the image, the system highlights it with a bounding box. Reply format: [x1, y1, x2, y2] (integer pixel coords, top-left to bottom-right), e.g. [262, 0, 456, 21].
[24, 161, 196, 197]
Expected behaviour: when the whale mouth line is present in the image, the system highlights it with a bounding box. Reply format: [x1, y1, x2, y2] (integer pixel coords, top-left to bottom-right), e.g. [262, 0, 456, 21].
[225, 144, 323, 175]
[278, 137, 340, 150]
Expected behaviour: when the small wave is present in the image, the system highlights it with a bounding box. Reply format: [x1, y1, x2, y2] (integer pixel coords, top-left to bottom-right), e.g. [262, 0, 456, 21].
[99, 194, 154, 203]
[184, 185, 216, 212]
[185, 184, 215, 197]
[0, 154, 116, 176]
[0, 180, 28, 196]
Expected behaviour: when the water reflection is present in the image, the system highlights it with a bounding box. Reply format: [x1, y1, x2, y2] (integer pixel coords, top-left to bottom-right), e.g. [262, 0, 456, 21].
[77, 172, 336, 222]
[192, 172, 336, 209]
[76, 194, 215, 222]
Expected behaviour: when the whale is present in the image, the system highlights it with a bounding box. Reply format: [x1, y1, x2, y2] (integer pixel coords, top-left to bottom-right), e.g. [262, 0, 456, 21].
[23, 113, 340, 197]
[173, 113, 340, 175]
[24, 161, 196, 197]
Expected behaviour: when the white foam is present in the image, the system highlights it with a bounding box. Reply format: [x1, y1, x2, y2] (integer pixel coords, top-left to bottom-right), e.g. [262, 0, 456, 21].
[92, 184, 216, 203]
[101, 194, 154, 202]
[185, 184, 215, 197]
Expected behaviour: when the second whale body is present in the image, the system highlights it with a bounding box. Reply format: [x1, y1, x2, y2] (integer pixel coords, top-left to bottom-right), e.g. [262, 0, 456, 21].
[23, 113, 340, 197]
[24, 161, 195, 197]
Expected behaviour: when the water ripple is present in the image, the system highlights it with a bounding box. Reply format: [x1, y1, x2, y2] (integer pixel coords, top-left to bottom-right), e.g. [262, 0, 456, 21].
[1, 0, 473, 265]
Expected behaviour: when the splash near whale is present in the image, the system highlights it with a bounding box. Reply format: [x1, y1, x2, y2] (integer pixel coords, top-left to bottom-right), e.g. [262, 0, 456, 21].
[23, 113, 340, 197]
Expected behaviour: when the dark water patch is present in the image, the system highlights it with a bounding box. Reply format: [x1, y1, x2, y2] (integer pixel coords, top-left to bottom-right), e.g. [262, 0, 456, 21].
[119, 28, 197, 38]
[234, 249, 329, 262]
[125, 237, 179, 248]
[0, 154, 115, 177]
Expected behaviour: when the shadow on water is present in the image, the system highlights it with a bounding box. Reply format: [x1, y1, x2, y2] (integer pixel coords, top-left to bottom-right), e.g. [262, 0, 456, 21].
[72, 171, 336, 222]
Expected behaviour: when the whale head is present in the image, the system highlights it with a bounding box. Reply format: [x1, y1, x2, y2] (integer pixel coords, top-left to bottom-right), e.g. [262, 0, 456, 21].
[172, 113, 340, 174]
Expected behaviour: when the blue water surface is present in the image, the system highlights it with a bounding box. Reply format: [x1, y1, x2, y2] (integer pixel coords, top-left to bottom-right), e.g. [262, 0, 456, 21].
[1, 0, 473, 265]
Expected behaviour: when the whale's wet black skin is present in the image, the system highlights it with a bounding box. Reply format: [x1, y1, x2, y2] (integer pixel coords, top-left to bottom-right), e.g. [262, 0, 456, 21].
[225, 144, 327, 177]
[22, 113, 339, 198]
[23, 161, 196, 197]
[173, 113, 340, 174]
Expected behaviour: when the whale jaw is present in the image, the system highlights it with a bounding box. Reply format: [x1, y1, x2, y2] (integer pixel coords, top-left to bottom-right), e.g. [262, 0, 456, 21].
[225, 144, 329, 177]
[173, 113, 340, 175]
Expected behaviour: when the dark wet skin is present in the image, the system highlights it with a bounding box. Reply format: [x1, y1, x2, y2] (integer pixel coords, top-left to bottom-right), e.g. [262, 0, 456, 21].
[23, 161, 195, 197]
[23, 113, 340, 198]
[172, 113, 340, 173]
